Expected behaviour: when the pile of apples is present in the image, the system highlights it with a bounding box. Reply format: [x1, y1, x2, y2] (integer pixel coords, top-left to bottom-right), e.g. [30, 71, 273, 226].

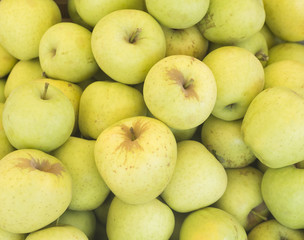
[0, 0, 304, 239]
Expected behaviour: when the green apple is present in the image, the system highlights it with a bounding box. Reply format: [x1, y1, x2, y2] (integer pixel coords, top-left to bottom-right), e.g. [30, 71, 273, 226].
[74, 0, 146, 27]
[248, 219, 304, 240]
[201, 115, 256, 168]
[179, 207, 247, 240]
[203, 46, 264, 121]
[2, 81, 75, 152]
[260, 24, 282, 49]
[161, 140, 227, 213]
[264, 60, 304, 97]
[145, 0, 209, 29]
[263, 0, 304, 42]
[107, 196, 175, 240]
[241, 86, 304, 168]
[197, 0, 265, 44]
[0, 43, 17, 78]
[94, 193, 115, 225]
[261, 165, 304, 229]
[39, 22, 99, 83]
[214, 167, 269, 231]
[78, 80, 147, 140]
[4, 59, 43, 99]
[94, 116, 177, 205]
[161, 25, 209, 60]
[0, 149, 72, 234]
[0, 228, 25, 240]
[91, 9, 166, 85]
[67, 0, 92, 30]
[267, 42, 304, 65]
[0, 79, 6, 103]
[143, 55, 217, 130]
[170, 126, 198, 142]
[52, 136, 110, 211]
[0, 0, 61, 60]
[25, 225, 88, 240]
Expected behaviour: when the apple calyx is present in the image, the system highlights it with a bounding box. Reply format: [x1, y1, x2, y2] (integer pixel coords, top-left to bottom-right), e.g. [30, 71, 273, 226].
[129, 28, 142, 44]
[255, 50, 269, 62]
[41, 82, 50, 100]
[246, 201, 269, 230]
[225, 103, 236, 110]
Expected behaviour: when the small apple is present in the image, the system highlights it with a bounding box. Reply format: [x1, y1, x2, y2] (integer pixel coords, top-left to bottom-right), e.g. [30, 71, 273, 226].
[91, 9, 166, 85]
[267, 42, 304, 65]
[0, 149, 72, 234]
[0, 43, 18, 78]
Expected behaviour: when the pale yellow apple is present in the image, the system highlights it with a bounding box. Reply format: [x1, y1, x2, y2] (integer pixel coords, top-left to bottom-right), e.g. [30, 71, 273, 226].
[0, 43, 18, 78]
[0, 227, 25, 240]
[0, 79, 5, 103]
[0, 0, 61, 60]
[94, 116, 177, 204]
[267, 42, 304, 65]
[0, 149, 72, 234]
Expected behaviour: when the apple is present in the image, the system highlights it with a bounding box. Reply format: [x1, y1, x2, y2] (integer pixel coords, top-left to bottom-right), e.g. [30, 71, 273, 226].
[39, 22, 99, 83]
[267, 42, 304, 65]
[4, 59, 43, 99]
[52, 136, 110, 211]
[203, 46, 264, 121]
[67, 0, 92, 30]
[143, 55, 217, 130]
[241, 86, 304, 168]
[161, 140, 227, 213]
[161, 25, 209, 60]
[0, 227, 25, 240]
[0, 79, 5, 103]
[0, 149, 72, 234]
[78, 80, 147, 140]
[0, 43, 18, 78]
[260, 24, 283, 50]
[197, 0, 265, 44]
[0, 0, 61, 60]
[201, 115, 256, 168]
[94, 116, 177, 205]
[106, 196, 175, 240]
[25, 225, 88, 240]
[74, 0, 146, 27]
[2, 81, 75, 152]
[170, 126, 198, 142]
[94, 193, 115, 225]
[91, 9, 166, 85]
[145, 0, 210, 29]
[179, 207, 247, 240]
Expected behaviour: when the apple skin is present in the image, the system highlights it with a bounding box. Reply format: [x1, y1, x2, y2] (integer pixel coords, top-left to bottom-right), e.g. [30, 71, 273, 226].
[0, 227, 26, 240]
[39, 22, 99, 83]
[143, 55, 217, 130]
[67, 0, 92, 30]
[94, 116, 177, 205]
[91, 9, 166, 85]
[0, 0, 62, 60]
[2, 81, 75, 152]
[0, 43, 17, 78]
[0, 79, 6, 103]
[0, 149, 72, 234]
[241, 86, 304, 168]
[106, 197, 175, 240]
[267, 42, 304, 65]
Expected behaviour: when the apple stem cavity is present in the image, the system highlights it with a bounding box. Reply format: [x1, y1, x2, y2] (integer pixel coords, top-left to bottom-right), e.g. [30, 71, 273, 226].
[183, 78, 194, 89]
[255, 50, 269, 62]
[129, 28, 142, 44]
[41, 82, 50, 100]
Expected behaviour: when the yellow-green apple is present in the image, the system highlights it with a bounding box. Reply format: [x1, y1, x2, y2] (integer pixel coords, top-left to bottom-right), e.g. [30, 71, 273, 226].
[67, 0, 92, 30]
[91, 9, 166, 85]
[94, 116, 177, 204]
[161, 140, 227, 213]
[74, 0, 146, 27]
[170, 126, 198, 142]
[161, 25, 209, 60]
[0, 103, 14, 160]
[0, 43, 17, 78]
[0, 228, 25, 240]
[264, 60, 304, 97]
[261, 165, 304, 229]
[2, 81, 75, 152]
[263, 0, 304, 42]
[52, 137, 110, 211]
[4, 59, 43, 99]
[197, 0, 265, 44]
[0, 79, 5, 103]
[0, 0, 61, 60]
[179, 207, 247, 240]
[203, 46, 264, 121]
[39, 22, 99, 83]
[248, 219, 304, 240]
[25, 226, 88, 240]
[214, 167, 269, 231]
[201, 115, 256, 168]
[78, 80, 147, 140]
[143, 55, 217, 130]
[106, 196, 175, 240]
[260, 24, 282, 49]
[0, 149, 72, 234]
[241, 86, 304, 168]
[145, 0, 209, 29]
[94, 193, 114, 225]
[267, 42, 304, 65]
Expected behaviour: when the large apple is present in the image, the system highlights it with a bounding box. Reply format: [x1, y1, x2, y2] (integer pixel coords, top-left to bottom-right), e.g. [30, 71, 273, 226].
[2, 81, 75, 152]
[91, 9, 166, 85]
[143, 55, 217, 130]
[0, 149, 72, 234]
[0, 43, 17, 78]
[0, 0, 61, 60]
[94, 116, 177, 204]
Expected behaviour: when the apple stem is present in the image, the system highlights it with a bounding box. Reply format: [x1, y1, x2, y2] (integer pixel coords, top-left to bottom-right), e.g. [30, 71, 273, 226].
[130, 127, 136, 141]
[41, 82, 49, 100]
[255, 50, 269, 62]
[129, 28, 142, 44]
[250, 210, 268, 221]
[183, 78, 194, 89]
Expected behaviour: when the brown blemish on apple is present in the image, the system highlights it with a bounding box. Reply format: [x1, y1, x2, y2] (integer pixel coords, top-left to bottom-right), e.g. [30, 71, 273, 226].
[16, 154, 65, 177]
[167, 68, 199, 100]
[199, 13, 216, 33]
